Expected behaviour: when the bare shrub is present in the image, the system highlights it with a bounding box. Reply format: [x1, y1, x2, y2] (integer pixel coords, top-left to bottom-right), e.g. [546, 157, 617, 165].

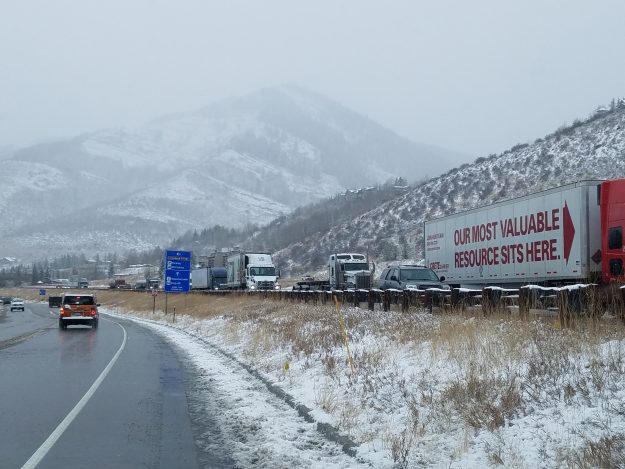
[562, 432, 625, 468]
[338, 400, 360, 433]
[321, 352, 337, 376]
[314, 381, 338, 414]
[387, 429, 413, 468]
[524, 325, 576, 400]
[442, 368, 521, 431]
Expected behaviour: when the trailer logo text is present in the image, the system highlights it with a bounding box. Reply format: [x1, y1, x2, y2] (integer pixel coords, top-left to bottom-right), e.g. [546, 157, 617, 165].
[452, 203, 575, 268]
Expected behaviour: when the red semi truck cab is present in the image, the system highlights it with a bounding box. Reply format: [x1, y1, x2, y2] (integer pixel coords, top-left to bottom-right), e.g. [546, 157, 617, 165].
[600, 178, 625, 283]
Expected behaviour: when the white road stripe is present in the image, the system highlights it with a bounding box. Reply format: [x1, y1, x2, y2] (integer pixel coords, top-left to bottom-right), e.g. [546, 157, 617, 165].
[21, 319, 127, 469]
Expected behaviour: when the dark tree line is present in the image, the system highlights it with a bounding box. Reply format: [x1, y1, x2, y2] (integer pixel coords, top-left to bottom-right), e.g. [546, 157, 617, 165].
[0, 248, 167, 287]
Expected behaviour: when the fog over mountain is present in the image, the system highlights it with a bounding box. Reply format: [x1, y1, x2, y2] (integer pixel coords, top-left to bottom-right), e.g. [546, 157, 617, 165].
[0, 85, 466, 261]
[169, 100, 625, 275]
[263, 101, 625, 274]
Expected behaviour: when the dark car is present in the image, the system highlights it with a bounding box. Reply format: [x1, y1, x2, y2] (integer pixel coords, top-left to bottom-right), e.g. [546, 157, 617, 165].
[378, 265, 447, 291]
[48, 296, 62, 308]
[1, 296, 12, 305]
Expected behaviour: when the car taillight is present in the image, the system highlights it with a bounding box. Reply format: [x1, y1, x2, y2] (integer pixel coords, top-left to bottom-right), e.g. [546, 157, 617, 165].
[59, 307, 65, 316]
[90, 309, 97, 316]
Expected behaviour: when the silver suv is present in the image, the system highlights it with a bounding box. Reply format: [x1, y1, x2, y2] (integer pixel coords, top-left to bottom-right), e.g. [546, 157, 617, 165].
[10, 298, 25, 311]
[378, 265, 447, 290]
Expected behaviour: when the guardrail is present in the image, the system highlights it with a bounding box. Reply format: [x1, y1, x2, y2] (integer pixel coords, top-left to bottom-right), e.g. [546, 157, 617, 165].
[186, 284, 624, 321]
[19, 283, 625, 321]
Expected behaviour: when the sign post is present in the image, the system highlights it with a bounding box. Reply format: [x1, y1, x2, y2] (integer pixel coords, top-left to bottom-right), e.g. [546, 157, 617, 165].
[164, 250, 192, 314]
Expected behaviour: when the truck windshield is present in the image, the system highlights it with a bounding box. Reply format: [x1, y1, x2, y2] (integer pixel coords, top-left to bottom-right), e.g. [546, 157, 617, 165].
[250, 267, 276, 276]
[400, 269, 439, 282]
[343, 262, 369, 271]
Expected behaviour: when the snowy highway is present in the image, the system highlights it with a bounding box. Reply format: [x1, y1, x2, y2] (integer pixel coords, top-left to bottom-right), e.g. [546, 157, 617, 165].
[0, 303, 208, 468]
[0, 301, 360, 469]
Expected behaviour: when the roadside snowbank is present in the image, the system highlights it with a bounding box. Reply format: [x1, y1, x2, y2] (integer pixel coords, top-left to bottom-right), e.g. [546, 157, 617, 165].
[105, 305, 625, 468]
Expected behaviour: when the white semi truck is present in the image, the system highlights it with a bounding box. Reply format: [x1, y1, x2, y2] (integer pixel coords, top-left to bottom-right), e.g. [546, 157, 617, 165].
[224, 252, 279, 290]
[294, 253, 373, 290]
[68, 276, 89, 288]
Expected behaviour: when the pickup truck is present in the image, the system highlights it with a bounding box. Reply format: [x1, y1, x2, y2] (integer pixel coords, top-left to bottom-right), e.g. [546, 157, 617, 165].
[10, 298, 25, 311]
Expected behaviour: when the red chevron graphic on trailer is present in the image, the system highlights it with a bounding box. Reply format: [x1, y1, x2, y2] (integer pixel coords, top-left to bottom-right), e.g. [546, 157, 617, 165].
[562, 201, 575, 264]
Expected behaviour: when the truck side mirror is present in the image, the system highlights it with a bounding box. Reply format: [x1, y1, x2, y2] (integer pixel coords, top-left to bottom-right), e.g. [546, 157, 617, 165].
[439, 276, 446, 282]
[390, 275, 398, 281]
[277, 269, 281, 278]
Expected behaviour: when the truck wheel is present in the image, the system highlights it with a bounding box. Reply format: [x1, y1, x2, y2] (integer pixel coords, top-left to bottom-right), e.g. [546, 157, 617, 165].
[92, 319, 98, 329]
[59, 319, 65, 330]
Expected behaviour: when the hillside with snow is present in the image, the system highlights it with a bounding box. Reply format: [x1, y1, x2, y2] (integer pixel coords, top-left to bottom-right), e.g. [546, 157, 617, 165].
[241, 101, 625, 274]
[0, 85, 465, 261]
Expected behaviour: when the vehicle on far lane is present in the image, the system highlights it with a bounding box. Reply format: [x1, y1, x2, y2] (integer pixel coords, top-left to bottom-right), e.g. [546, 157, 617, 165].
[48, 296, 62, 308]
[10, 298, 25, 311]
[377, 265, 448, 291]
[59, 293, 100, 329]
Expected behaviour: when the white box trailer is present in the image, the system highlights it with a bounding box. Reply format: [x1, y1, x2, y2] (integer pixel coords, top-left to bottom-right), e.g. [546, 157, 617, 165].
[224, 252, 279, 290]
[424, 180, 603, 286]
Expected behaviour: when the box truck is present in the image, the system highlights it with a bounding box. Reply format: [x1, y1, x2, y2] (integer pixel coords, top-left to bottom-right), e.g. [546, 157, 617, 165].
[224, 252, 279, 290]
[191, 267, 227, 290]
[424, 179, 625, 287]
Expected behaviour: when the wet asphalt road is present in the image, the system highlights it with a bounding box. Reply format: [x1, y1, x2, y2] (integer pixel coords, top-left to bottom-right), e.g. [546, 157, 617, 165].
[0, 301, 220, 469]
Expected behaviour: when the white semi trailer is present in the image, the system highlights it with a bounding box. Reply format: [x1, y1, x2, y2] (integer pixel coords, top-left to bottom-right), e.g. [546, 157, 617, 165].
[424, 179, 625, 287]
[224, 252, 279, 290]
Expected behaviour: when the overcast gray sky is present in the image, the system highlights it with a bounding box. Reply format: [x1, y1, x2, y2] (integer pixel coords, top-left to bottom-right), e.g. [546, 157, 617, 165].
[1, 0, 623, 160]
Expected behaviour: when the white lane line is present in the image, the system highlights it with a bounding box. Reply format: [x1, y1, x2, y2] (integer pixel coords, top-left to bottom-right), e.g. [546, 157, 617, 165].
[21, 319, 127, 469]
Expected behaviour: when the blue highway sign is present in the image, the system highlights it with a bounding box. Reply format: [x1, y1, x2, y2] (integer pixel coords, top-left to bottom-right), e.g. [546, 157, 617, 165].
[165, 274, 191, 292]
[165, 250, 191, 271]
[164, 250, 191, 293]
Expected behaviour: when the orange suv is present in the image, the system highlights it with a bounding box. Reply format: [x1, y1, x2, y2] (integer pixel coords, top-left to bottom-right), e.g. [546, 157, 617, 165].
[59, 293, 100, 329]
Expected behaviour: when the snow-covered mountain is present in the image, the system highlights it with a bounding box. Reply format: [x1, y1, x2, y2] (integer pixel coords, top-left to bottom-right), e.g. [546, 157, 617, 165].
[0, 85, 466, 260]
[261, 101, 625, 274]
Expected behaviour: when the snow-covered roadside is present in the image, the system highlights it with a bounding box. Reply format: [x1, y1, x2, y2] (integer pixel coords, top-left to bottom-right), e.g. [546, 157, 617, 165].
[105, 306, 625, 468]
[105, 310, 371, 468]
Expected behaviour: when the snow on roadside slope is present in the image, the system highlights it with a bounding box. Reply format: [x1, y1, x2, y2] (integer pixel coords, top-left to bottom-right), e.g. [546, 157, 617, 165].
[106, 311, 371, 468]
[105, 307, 625, 468]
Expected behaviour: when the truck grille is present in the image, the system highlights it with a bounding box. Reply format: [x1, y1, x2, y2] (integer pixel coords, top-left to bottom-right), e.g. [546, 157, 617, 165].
[355, 273, 371, 289]
[257, 281, 275, 290]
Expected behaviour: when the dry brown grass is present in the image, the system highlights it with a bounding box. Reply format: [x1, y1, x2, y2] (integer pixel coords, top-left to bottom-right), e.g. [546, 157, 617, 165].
[1, 288, 275, 319]
[560, 432, 625, 468]
[441, 370, 521, 431]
